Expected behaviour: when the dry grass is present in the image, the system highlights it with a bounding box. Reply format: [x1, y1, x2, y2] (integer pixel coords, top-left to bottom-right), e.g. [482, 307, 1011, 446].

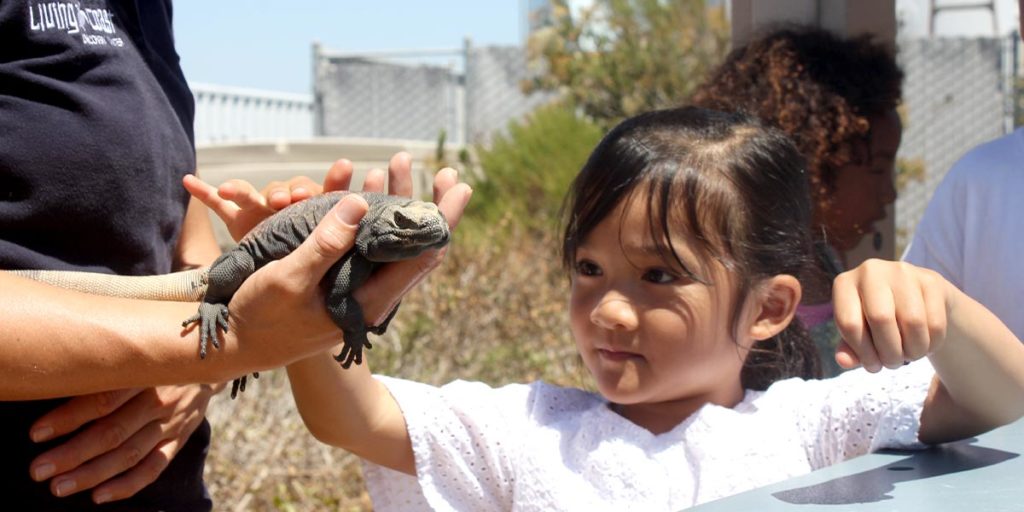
[203, 227, 588, 510]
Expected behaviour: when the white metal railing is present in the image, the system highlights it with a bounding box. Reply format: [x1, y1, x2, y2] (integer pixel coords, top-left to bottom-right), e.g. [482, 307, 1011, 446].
[190, 82, 314, 146]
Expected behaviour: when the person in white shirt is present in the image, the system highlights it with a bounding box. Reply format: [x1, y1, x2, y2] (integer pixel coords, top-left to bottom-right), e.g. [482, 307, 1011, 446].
[902, 0, 1024, 341]
[197, 107, 1024, 511]
[902, 125, 1024, 339]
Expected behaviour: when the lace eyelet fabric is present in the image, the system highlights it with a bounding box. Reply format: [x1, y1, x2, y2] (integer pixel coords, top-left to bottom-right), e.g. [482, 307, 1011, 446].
[363, 361, 934, 511]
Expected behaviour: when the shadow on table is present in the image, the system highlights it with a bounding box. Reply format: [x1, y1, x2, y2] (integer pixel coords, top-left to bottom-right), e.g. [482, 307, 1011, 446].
[772, 439, 1018, 505]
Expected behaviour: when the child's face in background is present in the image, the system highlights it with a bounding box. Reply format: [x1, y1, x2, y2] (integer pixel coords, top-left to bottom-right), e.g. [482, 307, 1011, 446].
[822, 108, 902, 251]
[569, 196, 754, 426]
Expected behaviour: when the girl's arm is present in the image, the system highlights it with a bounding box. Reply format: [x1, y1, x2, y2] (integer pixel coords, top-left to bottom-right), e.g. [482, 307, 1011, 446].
[832, 259, 1024, 444]
[281, 161, 470, 475]
[287, 167, 470, 474]
[919, 288, 1024, 443]
[287, 353, 415, 474]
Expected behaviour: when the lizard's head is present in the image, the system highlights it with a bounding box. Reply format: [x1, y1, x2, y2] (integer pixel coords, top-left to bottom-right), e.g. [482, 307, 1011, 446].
[359, 197, 450, 261]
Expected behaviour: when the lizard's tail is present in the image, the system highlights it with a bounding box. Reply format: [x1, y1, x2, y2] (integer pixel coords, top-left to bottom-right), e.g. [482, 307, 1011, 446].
[7, 268, 209, 302]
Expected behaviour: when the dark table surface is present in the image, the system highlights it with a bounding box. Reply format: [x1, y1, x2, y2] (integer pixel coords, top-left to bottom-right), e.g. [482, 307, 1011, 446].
[690, 417, 1024, 511]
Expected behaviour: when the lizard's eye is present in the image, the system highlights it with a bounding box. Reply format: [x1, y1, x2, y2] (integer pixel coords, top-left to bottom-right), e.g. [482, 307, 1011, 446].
[394, 209, 419, 229]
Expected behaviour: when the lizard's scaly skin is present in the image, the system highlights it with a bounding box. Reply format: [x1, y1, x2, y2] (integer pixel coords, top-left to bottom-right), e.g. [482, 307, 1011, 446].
[9, 268, 208, 301]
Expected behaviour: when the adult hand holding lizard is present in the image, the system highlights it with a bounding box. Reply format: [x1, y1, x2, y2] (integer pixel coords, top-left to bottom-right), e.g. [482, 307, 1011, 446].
[185, 152, 473, 334]
[21, 166, 359, 504]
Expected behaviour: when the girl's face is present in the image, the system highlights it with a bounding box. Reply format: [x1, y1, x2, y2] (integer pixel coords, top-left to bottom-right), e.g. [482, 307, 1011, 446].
[569, 196, 755, 426]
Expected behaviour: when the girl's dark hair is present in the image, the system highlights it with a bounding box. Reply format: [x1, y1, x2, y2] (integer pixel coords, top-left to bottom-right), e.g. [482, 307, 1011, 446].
[690, 25, 903, 224]
[562, 106, 821, 389]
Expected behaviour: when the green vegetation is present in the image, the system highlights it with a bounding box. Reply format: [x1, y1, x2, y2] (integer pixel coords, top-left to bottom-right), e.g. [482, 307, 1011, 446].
[462, 101, 604, 240]
[526, 0, 730, 129]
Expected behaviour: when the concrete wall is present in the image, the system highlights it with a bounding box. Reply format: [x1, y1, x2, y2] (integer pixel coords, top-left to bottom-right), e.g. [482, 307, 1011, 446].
[191, 83, 314, 146]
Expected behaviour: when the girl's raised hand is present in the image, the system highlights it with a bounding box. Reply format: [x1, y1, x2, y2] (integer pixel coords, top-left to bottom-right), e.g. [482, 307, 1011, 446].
[183, 174, 284, 242]
[183, 154, 410, 242]
[832, 259, 953, 373]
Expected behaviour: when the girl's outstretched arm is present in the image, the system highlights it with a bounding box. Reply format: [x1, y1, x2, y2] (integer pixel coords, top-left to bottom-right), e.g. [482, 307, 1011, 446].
[833, 259, 1024, 444]
[286, 163, 472, 475]
[287, 352, 415, 474]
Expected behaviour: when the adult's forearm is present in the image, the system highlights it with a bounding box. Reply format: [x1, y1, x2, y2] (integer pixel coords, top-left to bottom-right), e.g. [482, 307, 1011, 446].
[0, 274, 237, 400]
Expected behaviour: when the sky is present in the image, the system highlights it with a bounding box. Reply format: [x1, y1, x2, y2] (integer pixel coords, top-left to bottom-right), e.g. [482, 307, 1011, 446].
[172, 0, 1021, 96]
[173, 1, 522, 95]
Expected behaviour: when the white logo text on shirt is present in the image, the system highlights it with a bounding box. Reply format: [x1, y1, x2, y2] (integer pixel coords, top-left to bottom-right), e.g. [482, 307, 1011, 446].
[29, 2, 121, 46]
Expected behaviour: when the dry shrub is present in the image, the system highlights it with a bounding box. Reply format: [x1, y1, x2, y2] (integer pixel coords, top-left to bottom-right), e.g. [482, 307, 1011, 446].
[204, 224, 587, 510]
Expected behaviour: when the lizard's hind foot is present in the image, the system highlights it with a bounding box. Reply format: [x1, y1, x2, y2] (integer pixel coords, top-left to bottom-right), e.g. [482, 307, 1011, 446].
[230, 372, 260, 399]
[182, 302, 230, 358]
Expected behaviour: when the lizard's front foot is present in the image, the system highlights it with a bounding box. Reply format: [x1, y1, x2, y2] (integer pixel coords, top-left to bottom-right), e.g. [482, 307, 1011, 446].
[182, 302, 230, 359]
[334, 331, 373, 369]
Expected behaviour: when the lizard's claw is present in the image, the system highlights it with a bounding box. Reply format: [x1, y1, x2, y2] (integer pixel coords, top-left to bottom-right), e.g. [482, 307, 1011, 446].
[183, 302, 230, 359]
[229, 372, 261, 399]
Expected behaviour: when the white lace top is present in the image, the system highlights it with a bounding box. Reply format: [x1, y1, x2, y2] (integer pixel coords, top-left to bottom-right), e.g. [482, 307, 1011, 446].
[363, 360, 934, 511]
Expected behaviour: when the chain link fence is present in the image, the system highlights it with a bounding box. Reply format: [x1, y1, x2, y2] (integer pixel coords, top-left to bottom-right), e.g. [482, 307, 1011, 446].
[313, 41, 557, 146]
[894, 33, 1018, 252]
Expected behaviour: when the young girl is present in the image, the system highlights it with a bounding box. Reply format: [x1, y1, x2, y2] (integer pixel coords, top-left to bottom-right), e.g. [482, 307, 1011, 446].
[197, 107, 1024, 510]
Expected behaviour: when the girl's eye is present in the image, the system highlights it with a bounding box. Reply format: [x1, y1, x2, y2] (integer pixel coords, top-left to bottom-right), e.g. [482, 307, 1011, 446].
[575, 260, 601, 277]
[642, 268, 678, 284]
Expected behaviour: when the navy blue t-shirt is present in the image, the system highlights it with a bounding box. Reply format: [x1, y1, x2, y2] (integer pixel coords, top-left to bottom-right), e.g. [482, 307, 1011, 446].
[0, 1, 212, 509]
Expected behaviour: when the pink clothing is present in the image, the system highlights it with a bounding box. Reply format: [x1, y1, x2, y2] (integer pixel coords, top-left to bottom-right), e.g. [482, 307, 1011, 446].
[796, 302, 834, 329]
